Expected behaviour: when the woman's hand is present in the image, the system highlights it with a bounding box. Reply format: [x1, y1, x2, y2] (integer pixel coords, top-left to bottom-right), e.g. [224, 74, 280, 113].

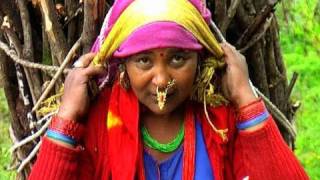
[221, 43, 257, 108]
[57, 53, 106, 121]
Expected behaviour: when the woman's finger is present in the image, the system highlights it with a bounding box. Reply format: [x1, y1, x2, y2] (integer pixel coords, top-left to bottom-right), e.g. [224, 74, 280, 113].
[221, 42, 243, 65]
[220, 43, 233, 62]
[73, 53, 96, 68]
[83, 64, 106, 77]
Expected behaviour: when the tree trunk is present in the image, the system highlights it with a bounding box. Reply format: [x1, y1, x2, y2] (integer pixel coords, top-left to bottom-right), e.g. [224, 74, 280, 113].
[0, 0, 297, 179]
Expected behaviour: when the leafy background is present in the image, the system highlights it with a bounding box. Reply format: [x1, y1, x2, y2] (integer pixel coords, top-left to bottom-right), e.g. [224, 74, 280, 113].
[0, 0, 319, 179]
[276, 0, 320, 178]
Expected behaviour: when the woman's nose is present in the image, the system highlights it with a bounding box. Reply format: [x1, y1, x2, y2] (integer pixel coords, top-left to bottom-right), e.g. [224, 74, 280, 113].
[151, 67, 171, 89]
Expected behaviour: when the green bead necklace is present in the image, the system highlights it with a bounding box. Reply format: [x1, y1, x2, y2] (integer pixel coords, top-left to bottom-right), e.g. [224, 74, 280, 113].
[141, 125, 184, 153]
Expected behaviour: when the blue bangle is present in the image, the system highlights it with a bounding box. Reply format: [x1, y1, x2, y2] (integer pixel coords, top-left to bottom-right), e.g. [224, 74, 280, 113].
[237, 111, 269, 130]
[46, 129, 76, 146]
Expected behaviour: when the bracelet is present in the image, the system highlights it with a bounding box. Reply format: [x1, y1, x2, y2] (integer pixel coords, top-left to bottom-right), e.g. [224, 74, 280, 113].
[237, 98, 266, 122]
[49, 115, 85, 142]
[236, 111, 269, 130]
[46, 129, 76, 146]
[236, 98, 269, 130]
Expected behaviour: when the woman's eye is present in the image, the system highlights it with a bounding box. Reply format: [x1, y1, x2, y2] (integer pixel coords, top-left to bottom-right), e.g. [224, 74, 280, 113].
[135, 57, 152, 69]
[170, 55, 186, 67]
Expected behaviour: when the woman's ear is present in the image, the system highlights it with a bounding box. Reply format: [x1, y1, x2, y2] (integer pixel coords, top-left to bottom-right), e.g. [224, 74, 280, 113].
[118, 63, 131, 90]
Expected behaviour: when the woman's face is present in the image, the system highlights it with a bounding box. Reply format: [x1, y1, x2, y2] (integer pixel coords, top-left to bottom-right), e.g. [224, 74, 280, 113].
[125, 48, 198, 115]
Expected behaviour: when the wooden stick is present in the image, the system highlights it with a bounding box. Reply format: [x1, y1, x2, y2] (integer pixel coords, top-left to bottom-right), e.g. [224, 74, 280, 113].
[10, 112, 54, 153]
[239, 14, 274, 53]
[236, 2, 277, 47]
[39, 0, 68, 65]
[17, 0, 43, 105]
[221, 0, 241, 32]
[63, 5, 83, 28]
[286, 72, 298, 102]
[2, 20, 32, 106]
[210, 20, 226, 43]
[17, 141, 42, 173]
[0, 40, 70, 73]
[31, 38, 81, 113]
[254, 87, 296, 137]
[81, 0, 96, 53]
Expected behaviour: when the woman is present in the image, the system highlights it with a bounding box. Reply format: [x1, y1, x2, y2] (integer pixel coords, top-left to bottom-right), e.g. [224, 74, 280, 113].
[29, 0, 308, 179]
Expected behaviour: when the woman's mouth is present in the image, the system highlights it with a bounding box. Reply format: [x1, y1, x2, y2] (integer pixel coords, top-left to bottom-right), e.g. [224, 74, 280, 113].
[151, 91, 175, 103]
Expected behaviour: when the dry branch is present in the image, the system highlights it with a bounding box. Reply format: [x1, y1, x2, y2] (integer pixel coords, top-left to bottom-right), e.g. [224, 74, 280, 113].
[39, 0, 68, 65]
[239, 13, 274, 53]
[32, 38, 81, 113]
[65, 0, 82, 47]
[17, 0, 43, 104]
[0, 40, 70, 73]
[221, 0, 241, 32]
[1, 17, 23, 57]
[17, 141, 42, 173]
[236, 2, 278, 47]
[63, 4, 83, 28]
[81, 0, 96, 52]
[255, 87, 296, 138]
[1, 17, 33, 107]
[214, 0, 227, 32]
[10, 113, 53, 153]
[286, 72, 298, 102]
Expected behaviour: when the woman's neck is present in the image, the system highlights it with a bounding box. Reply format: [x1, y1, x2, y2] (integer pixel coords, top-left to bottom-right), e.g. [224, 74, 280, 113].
[141, 105, 185, 144]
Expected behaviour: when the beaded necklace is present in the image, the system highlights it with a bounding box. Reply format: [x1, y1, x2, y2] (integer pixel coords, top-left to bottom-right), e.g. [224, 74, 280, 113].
[141, 125, 184, 153]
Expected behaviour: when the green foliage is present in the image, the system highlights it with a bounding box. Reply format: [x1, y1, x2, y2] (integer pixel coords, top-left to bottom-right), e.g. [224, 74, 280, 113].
[284, 52, 320, 179]
[0, 89, 15, 179]
[277, 0, 320, 55]
[277, 0, 320, 178]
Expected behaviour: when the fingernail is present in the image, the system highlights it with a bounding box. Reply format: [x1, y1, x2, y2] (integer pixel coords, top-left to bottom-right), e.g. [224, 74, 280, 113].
[73, 60, 84, 68]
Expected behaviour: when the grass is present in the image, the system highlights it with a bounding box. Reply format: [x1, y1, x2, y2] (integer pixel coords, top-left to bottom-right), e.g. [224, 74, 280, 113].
[276, 0, 320, 178]
[283, 51, 320, 179]
[0, 89, 15, 179]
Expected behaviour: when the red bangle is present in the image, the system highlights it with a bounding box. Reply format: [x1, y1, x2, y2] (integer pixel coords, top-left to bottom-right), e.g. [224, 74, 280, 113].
[237, 98, 267, 123]
[49, 115, 85, 142]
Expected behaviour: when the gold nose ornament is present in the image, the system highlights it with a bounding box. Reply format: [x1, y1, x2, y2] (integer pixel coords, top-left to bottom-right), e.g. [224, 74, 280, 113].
[156, 79, 176, 110]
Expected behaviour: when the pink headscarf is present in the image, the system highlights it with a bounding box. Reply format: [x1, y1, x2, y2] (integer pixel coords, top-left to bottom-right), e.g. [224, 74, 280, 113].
[91, 0, 213, 58]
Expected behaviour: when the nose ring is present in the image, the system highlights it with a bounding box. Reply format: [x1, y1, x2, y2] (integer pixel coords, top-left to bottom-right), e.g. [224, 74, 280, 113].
[156, 79, 176, 110]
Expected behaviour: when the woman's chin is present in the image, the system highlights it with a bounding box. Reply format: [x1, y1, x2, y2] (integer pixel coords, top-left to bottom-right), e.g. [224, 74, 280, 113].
[142, 102, 185, 116]
[144, 106, 172, 115]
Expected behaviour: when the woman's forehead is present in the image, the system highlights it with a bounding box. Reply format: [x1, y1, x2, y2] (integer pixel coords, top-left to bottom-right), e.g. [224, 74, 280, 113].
[132, 48, 196, 56]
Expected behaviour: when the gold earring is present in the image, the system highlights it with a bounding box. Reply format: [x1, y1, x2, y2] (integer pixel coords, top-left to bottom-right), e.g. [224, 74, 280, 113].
[119, 64, 130, 90]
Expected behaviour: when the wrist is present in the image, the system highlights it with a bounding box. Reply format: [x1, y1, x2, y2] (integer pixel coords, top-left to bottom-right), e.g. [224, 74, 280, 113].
[57, 106, 79, 121]
[46, 115, 85, 146]
[232, 86, 257, 108]
[236, 98, 269, 131]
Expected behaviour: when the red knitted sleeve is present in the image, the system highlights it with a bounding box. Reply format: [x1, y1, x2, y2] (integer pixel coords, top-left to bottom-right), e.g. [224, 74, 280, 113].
[28, 88, 111, 180]
[28, 137, 94, 180]
[233, 116, 309, 179]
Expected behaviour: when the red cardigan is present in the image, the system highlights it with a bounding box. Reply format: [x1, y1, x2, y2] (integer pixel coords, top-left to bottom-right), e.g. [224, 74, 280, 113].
[29, 88, 308, 180]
